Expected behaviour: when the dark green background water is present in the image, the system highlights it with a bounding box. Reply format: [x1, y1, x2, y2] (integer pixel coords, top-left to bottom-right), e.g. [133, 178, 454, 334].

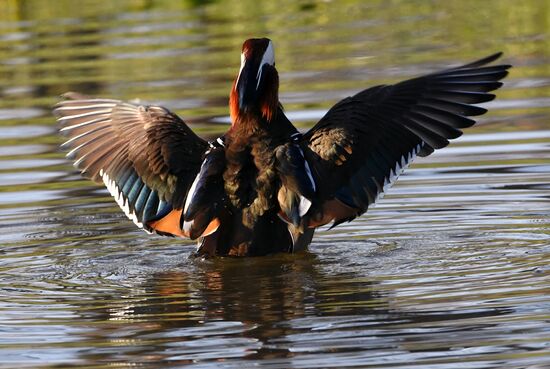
[0, 0, 549, 368]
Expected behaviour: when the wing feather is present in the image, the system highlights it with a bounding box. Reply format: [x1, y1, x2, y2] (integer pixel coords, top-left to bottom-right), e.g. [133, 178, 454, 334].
[302, 53, 510, 227]
[55, 93, 209, 235]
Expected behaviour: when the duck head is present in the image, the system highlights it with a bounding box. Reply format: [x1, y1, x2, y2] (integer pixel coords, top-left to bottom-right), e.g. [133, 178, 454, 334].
[230, 38, 279, 123]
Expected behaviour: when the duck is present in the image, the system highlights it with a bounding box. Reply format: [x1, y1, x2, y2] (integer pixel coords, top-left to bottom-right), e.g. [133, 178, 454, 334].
[55, 38, 510, 257]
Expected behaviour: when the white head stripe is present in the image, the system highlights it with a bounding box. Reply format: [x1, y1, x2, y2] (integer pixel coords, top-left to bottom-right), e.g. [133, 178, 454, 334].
[235, 52, 246, 91]
[256, 41, 275, 90]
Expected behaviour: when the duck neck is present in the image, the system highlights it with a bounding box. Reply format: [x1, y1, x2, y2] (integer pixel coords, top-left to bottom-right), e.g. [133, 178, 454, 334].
[229, 81, 279, 129]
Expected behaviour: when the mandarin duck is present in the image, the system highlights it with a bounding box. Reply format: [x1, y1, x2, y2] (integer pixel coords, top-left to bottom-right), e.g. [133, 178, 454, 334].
[55, 38, 510, 257]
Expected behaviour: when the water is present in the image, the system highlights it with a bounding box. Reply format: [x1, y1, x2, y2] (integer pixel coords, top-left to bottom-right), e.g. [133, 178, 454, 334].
[0, 0, 549, 368]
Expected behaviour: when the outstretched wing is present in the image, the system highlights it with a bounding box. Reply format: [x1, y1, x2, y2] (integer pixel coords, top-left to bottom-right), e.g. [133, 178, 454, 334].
[55, 92, 209, 236]
[302, 53, 511, 227]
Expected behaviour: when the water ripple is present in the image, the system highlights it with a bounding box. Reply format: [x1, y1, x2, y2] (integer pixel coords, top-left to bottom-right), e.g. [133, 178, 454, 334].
[0, 1, 549, 369]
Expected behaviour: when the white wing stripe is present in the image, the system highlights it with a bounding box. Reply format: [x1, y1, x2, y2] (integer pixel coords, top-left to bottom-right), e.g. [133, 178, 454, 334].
[57, 109, 112, 121]
[55, 103, 117, 111]
[298, 195, 312, 217]
[61, 126, 109, 148]
[298, 147, 316, 192]
[59, 116, 110, 132]
[374, 142, 423, 203]
[183, 162, 204, 214]
[100, 169, 153, 233]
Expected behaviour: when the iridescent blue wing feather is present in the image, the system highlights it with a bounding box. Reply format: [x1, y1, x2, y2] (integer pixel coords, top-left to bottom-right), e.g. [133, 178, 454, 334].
[55, 93, 208, 235]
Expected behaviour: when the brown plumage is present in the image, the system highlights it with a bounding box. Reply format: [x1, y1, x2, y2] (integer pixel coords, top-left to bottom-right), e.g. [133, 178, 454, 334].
[55, 38, 510, 257]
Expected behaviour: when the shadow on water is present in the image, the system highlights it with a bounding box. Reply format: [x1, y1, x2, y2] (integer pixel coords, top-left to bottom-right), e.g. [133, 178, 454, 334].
[44, 250, 513, 367]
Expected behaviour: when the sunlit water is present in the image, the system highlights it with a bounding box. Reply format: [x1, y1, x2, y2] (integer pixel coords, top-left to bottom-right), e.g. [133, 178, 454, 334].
[0, 0, 549, 368]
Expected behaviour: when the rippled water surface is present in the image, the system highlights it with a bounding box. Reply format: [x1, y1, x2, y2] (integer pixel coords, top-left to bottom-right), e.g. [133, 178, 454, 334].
[1, 0, 549, 368]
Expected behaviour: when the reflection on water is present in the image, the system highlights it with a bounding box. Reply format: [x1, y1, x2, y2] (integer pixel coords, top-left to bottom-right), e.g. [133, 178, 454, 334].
[0, 0, 550, 368]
